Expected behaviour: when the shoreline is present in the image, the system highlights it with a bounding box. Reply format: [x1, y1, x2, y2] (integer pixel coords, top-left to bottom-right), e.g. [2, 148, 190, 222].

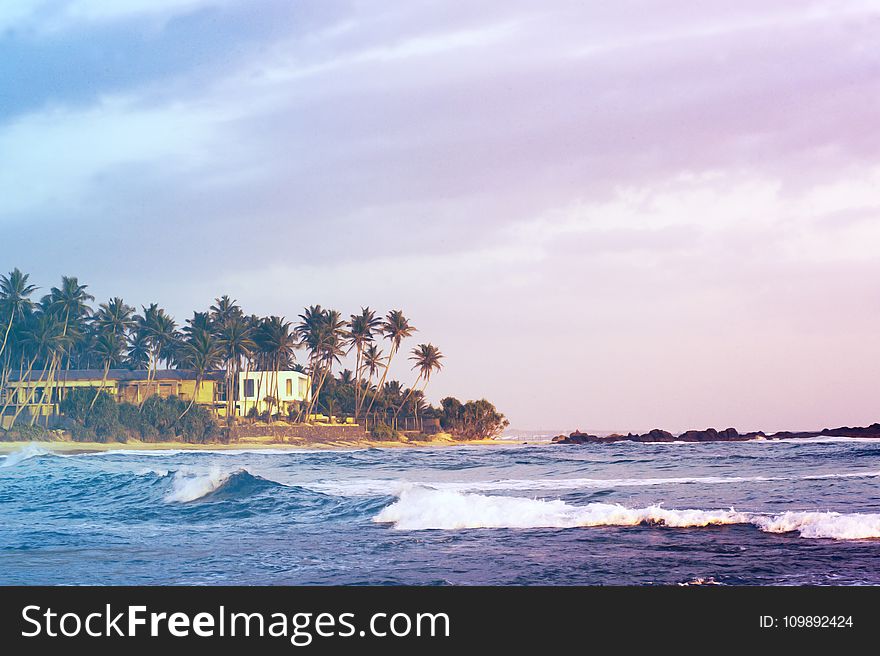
[0, 435, 521, 455]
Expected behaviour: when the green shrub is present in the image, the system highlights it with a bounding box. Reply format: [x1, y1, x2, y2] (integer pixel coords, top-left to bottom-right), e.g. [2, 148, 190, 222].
[60, 388, 121, 441]
[2, 424, 52, 441]
[370, 422, 401, 441]
[59, 392, 217, 443]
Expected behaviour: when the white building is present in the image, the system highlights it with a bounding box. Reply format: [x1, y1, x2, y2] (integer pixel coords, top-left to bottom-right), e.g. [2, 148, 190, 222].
[237, 370, 311, 417]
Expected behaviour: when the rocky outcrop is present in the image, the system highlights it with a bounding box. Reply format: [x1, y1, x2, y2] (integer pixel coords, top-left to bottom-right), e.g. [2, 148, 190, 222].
[553, 423, 880, 445]
[820, 423, 880, 438]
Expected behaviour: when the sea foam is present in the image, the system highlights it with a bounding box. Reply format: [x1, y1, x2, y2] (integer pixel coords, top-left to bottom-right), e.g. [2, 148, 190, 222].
[1, 443, 50, 468]
[164, 467, 235, 503]
[373, 487, 880, 540]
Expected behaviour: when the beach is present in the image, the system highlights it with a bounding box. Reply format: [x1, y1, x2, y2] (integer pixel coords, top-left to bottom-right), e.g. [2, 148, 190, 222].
[0, 433, 518, 455]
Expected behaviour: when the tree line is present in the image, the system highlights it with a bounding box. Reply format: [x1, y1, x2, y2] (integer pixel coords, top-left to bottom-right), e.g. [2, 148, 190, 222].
[0, 269, 506, 440]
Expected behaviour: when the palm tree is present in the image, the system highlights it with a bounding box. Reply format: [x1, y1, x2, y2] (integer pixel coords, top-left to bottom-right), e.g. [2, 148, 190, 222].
[209, 295, 241, 328]
[348, 307, 381, 418]
[361, 343, 383, 422]
[256, 316, 297, 420]
[364, 310, 416, 417]
[297, 307, 347, 421]
[135, 304, 177, 405]
[215, 313, 255, 420]
[295, 305, 325, 404]
[125, 330, 150, 370]
[0, 268, 37, 360]
[10, 311, 69, 427]
[177, 328, 222, 419]
[0, 270, 37, 417]
[93, 297, 135, 340]
[40, 277, 93, 407]
[396, 343, 444, 419]
[88, 331, 125, 411]
[313, 309, 348, 418]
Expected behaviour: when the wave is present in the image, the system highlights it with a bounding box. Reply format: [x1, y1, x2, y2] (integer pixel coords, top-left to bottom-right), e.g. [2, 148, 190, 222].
[373, 488, 880, 540]
[753, 512, 880, 540]
[163, 467, 277, 503]
[310, 469, 880, 497]
[1, 443, 51, 468]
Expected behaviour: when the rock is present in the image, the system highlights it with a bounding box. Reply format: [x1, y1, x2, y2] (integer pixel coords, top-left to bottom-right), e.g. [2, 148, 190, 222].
[552, 422, 880, 445]
[639, 429, 676, 442]
[820, 423, 880, 438]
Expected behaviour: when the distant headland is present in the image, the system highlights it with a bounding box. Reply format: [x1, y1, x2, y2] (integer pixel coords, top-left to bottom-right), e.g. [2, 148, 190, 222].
[553, 424, 880, 444]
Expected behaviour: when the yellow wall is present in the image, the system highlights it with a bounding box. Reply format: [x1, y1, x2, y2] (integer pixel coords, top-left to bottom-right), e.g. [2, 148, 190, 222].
[3, 378, 219, 409]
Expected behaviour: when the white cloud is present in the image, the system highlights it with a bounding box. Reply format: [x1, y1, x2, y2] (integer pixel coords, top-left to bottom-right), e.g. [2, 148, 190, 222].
[0, 95, 226, 216]
[511, 168, 880, 264]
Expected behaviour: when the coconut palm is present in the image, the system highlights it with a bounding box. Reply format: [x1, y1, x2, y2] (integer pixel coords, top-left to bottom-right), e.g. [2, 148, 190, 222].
[348, 307, 381, 417]
[11, 312, 69, 427]
[125, 330, 150, 370]
[313, 309, 348, 416]
[44, 276, 94, 339]
[364, 310, 416, 416]
[88, 331, 125, 411]
[177, 328, 222, 419]
[39, 277, 93, 405]
[134, 304, 178, 406]
[209, 295, 242, 328]
[215, 313, 255, 420]
[183, 311, 211, 337]
[396, 343, 444, 418]
[93, 297, 135, 340]
[0, 269, 37, 361]
[255, 316, 297, 420]
[0, 270, 38, 416]
[296, 308, 347, 420]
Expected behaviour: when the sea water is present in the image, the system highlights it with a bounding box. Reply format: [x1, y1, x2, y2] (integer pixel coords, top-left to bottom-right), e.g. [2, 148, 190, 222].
[2, 438, 880, 585]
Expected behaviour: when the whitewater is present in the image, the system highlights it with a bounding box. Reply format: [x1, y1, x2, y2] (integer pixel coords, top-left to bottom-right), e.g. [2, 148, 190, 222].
[2, 438, 880, 584]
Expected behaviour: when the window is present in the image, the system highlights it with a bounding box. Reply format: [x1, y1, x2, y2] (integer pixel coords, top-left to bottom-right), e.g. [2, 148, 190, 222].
[244, 379, 255, 398]
[286, 379, 293, 398]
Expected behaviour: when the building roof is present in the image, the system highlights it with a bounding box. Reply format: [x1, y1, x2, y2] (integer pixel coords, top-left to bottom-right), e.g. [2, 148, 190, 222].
[7, 369, 226, 383]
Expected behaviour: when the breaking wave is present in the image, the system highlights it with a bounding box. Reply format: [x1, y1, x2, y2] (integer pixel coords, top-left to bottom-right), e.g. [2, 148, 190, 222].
[163, 467, 276, 503]
[1, 443, 51, 468]
[372, 487, 880, 540]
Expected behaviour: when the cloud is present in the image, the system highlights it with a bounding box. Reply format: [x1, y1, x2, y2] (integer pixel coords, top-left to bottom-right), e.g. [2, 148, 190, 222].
[4, 0, 880, 429]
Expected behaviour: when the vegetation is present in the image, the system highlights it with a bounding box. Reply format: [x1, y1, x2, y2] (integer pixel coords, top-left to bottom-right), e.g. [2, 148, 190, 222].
[369, 422, 403, 441]
[0, 269, 507, 441]
[58, 388, 216, 443]
[435, 397, 510, 440]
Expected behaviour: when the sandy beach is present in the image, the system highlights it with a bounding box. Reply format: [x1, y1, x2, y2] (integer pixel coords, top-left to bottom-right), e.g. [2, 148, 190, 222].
[0, 433, 520, 455]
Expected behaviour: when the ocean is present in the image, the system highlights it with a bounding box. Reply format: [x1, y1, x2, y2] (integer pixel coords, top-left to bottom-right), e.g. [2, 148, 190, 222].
[2, 438, 880, 585]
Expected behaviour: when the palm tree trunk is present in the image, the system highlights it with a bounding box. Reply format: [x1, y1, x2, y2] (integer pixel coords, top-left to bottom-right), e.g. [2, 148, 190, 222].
[0, 315, 14, 360]
[89, 360, 112, 412]
[0, 353, 27, 422]
[178, 377, 201, 420]
[394, 374, 422, 420]
[11, 355, 49, 428]
[353, 344, 364, 417]
[307, 358, 332, 421]
[31, 354, 59, 427]
[364, 346, 397, 417]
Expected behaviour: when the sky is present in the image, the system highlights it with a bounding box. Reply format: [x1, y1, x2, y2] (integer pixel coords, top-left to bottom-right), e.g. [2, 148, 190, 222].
[2, 0, 880, 433]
